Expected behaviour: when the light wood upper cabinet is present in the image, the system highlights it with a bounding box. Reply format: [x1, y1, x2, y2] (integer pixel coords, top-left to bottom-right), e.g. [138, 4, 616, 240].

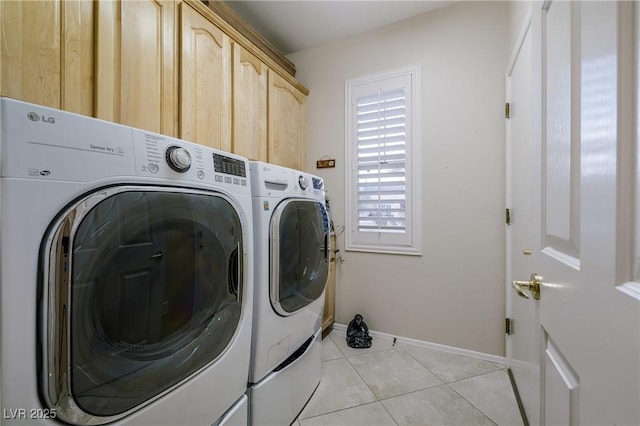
[0, 0, 93, 116]
[95, 0, 177, 135]
[180, 2, 232, 151]
[268, 70, 306, 170]
[1, 0, 308, 166]
[232, 44, 268, 161]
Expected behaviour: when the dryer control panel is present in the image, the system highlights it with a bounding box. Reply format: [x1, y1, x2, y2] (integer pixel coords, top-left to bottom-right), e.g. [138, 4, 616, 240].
[249, 161, 325, 203]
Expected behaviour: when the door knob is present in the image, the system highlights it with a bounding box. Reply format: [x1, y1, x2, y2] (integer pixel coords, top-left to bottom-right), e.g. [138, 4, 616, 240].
[512, 273, 542, 300]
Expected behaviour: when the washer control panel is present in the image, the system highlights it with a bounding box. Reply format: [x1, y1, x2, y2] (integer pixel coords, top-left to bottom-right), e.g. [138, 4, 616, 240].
[132, 130, 249, 192]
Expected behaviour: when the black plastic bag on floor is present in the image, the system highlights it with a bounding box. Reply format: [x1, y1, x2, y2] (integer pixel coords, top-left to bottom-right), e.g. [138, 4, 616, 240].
[346, 314, 373, 348]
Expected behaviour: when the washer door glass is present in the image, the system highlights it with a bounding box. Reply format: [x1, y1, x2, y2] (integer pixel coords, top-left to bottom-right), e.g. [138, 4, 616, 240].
[45, 188, 245, 422]
[271, 200, 329, 315]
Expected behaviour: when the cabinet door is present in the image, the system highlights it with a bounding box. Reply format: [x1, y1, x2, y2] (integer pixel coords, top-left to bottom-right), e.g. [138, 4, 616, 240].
[95, 0, 177, 135]
[1, 0, 93, 115]
[180, 3, 232, 151]
[233, 44, 267, 161]
[268, 70, 306, 170]
[322, 233, 336, 332]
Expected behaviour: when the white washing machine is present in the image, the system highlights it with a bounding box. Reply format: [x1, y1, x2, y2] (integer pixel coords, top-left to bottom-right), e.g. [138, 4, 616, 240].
[248, 161, 329, 425]
[0, 98, 254, 426]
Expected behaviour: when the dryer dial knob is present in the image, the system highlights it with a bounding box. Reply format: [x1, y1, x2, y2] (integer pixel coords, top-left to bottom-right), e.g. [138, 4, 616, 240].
[166, 146, 192, 172]
[298, 175, 309, 190]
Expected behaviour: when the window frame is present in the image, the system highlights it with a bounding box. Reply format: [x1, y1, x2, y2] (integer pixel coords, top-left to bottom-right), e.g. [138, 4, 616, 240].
[345, 66, 422, 255]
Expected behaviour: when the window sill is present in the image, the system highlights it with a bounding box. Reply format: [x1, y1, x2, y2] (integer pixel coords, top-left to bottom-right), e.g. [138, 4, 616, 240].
[345, 244, 422, 256]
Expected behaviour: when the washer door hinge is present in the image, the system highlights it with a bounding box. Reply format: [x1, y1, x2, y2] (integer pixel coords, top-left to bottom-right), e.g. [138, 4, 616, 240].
[506, 318, 513, 335]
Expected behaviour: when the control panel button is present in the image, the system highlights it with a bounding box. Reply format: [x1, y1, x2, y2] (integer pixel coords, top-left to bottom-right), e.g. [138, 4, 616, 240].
[298, 175, 309, 190]
[165, 145, 192, 172]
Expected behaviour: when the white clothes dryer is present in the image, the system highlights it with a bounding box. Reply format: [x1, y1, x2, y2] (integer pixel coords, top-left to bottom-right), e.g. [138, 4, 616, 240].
[0, 98, 254, 426]
[248, 161, 329, 425]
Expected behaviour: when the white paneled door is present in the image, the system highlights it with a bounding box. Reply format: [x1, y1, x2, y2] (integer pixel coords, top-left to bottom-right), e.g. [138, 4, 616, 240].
[508, 1, 640, 425]
[506, 9, 540, 426]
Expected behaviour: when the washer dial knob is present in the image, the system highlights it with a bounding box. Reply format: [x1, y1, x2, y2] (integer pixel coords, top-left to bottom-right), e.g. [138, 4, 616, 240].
[166, 146, 192, 172]
[298, 175, 309, 190]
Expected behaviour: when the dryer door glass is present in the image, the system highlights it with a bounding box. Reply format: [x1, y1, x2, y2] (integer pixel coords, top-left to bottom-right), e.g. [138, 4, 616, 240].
[272, 200, 329, 315]
[45, 188, 245, 422]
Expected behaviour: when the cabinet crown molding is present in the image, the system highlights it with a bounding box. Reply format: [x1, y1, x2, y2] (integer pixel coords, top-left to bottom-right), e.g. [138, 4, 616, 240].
[198, 0, 309, 96]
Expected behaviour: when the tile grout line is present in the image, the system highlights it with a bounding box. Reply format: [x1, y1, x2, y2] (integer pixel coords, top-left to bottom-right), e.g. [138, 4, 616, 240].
[444, 368, 520, 425]
[446, 383, 499, 426]
[298, 357, 366, 422]
[400, 342, 446, 380]
[401, 344, 506, 425]
[376, 382, 450, 402]
[373, 380, 498, 425]
[343, 349, 402, 426]
[329, 332, 404, 425]
[298, 400, 394, 425]
[304, 333, 383, 422]
[327, 332, 349, 359]
[321, 332, 511, 425]
[331, 333, 456, 406]
[344, 344, 443, 426]
[401, 343, 505, 382]
[378, 400, 400, 426]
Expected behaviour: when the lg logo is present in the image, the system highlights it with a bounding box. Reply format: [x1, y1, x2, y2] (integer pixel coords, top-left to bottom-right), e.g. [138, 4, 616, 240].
[27, 112, 55, 124]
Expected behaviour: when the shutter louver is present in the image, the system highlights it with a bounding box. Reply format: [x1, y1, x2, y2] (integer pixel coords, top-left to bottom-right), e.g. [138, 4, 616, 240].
[356, 88, 407, 234]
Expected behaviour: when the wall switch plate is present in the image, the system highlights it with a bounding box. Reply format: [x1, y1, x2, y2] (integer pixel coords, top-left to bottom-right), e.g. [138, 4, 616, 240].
[316, 159, 336, 168]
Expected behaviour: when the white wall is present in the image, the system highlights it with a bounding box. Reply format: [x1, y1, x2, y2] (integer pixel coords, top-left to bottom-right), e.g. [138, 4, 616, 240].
[508, 1, 532, 54]
[289, 1, 508, 356]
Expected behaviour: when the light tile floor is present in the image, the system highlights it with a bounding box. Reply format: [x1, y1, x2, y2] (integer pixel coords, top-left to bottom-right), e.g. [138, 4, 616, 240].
[294, 329, 523, 426]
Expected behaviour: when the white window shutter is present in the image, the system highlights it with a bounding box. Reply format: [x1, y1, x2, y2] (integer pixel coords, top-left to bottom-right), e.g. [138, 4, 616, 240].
[345, 67, 422, 255]
[356, 88, 407, 234]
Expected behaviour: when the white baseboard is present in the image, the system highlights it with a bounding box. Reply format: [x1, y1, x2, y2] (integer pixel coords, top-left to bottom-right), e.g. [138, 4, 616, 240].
[331, 323, 506, 366]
